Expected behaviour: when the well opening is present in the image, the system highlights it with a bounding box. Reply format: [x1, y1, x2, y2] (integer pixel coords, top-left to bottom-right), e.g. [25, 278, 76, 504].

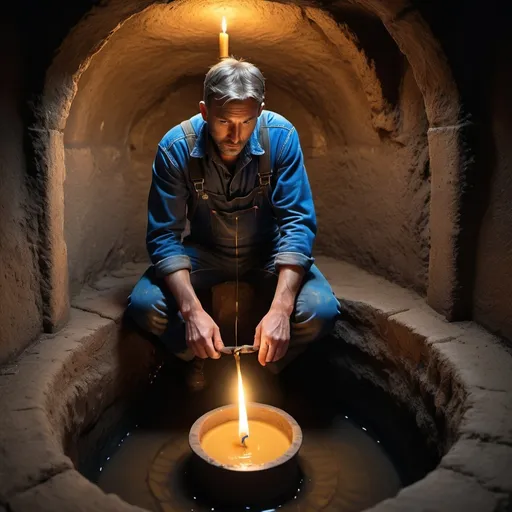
[73, 315, 442, 512]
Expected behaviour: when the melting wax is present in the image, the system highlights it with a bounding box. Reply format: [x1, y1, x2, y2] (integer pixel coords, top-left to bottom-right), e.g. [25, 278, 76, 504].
[201, 420, 290, 467]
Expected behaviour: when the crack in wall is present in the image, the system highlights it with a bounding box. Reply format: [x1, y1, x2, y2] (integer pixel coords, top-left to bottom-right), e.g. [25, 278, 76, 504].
[440, 465, 511, 503]
[5, 464, 71, 506]
[70, 305, 116, 322]
[462, 432, 512, 449]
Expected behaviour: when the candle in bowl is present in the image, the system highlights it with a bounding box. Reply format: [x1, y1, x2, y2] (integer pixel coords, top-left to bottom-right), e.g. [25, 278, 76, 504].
[188, 353, 302, 507]
[189, 402, 302, 507]
[201, 418, 291, 467]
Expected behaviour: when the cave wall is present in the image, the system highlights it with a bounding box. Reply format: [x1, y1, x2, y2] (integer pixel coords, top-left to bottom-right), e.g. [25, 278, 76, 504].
[411, 0, 512, 341]
[472, 14, 512, 341]
[0, 15, 42, 364]
[3, 0, 512, 362]
[61, 2, 429, 296]
[311, 62, 430, 291]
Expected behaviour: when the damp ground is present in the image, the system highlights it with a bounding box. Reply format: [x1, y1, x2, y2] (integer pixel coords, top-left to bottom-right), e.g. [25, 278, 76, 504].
[83, 340, 437, 512]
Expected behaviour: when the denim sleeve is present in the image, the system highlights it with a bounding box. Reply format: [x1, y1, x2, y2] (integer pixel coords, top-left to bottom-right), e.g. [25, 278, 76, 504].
[271, 128, 317, 273]
[146, 145, 192, 277]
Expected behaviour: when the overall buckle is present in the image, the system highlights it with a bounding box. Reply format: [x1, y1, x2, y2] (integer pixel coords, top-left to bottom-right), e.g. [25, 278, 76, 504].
[193, 179, 208, 200]
[258, 173, 271, 187]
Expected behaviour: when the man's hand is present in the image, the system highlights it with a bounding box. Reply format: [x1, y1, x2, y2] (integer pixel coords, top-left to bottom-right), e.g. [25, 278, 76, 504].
[254, 306, 291, 366]
[164, 269, 224, 359]
[185, 308, 224, 359]
[253, 264, 304, 366]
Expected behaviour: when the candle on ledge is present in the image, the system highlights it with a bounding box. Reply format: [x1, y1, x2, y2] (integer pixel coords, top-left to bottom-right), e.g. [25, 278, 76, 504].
[219, 16, 229, 59]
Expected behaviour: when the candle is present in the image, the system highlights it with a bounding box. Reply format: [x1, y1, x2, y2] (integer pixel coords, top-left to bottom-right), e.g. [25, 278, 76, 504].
[219, 16, 229, 59]
[201, 419, 291, 467]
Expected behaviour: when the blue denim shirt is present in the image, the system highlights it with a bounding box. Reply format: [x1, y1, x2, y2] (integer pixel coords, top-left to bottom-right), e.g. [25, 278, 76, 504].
[146, 110, 317, 276]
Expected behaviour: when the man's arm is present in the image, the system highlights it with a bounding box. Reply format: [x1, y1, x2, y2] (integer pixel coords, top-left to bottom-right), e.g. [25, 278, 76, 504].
[271, 265, 305, 316]
[254, 125, 315, 365]
[271, 126, 316, 273]
[146, 145, 192, 275]
[147, 145, 222, 358]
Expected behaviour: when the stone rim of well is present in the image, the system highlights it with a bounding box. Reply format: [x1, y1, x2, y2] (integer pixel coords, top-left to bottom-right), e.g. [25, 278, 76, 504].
[0, 257, 510, 511]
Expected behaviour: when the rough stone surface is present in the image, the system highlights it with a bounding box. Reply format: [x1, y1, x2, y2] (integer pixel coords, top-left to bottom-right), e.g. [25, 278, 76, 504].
[385, 9, 460, 127]
[458, 389, 512, 446]
[318, 256, 512, 509]
[434, 323, 512, 392]
[0, 308, 114, 501]
[0, 397, 74, 502]
[71, 262, 148, 322]
[8, 469, 147, 512]
[384, 307, 464, 367]
[1, 256, 512, 511]
[0, 306, 154, 502]
[42, 128, 70, 330]
[368, 468, 500, 512]
[316, 257, 424, 316]
[0, 15, 42, 365]
[440, 439, 512, 495]
[427, 122, 478, 321]
[0, 1, 509, 510]
[350, 0, 410, 21]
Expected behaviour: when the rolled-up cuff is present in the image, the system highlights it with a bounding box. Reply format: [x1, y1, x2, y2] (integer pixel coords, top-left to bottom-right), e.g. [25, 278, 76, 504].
[154, 254, 192, 277]
[274, 251, 314, 273]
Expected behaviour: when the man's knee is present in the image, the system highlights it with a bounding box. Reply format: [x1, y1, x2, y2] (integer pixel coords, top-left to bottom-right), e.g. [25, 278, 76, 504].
[127, 282, 167, 335]
[294, 291, 340, 339]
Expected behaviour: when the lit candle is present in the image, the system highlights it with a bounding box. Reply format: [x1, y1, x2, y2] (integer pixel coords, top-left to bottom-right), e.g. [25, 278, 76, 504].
[219, 16, 229, 59]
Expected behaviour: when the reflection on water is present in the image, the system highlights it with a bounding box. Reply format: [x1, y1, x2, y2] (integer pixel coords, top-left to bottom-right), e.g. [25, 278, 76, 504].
[91, 350, 424, 512]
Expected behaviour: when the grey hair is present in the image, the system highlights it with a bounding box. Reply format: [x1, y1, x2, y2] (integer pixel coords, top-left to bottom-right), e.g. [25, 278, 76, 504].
[203, 58, 265, 106]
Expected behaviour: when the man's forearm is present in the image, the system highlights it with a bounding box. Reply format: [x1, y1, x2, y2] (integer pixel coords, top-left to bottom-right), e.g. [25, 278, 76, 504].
[271, 265, 305, 316]
[164, 270, 203, 320]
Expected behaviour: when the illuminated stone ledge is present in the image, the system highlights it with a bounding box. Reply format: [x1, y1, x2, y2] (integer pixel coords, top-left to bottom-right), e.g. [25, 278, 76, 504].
[320, 256, 512, 511]
[0, 257, 511, 511]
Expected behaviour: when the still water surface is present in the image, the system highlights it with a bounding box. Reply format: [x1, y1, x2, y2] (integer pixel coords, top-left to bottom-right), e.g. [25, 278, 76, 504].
[93, 352, 405, 512]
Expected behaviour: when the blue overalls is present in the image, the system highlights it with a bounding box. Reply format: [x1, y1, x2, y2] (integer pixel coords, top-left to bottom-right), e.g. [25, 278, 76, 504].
[127, 111, 340, 359]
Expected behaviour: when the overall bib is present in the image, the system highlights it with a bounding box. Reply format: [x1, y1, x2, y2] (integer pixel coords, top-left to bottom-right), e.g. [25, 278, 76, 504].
[180, 115, 280, 271]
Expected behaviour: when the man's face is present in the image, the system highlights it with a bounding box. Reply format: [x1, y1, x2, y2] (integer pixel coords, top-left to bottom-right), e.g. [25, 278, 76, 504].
[200, 98, 263, 158]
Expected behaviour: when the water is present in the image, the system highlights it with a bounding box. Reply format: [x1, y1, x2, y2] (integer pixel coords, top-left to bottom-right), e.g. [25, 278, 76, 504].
[87, 347, 435, 512]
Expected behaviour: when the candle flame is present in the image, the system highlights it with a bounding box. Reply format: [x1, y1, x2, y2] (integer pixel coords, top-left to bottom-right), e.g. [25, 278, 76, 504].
[235, 352, 249, 443]
[221, 16, 227, 34]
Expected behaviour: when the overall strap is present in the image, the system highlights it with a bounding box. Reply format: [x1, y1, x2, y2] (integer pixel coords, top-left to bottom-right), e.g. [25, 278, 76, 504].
[180, 120, 208, 200]
[258, 116, 272, 193]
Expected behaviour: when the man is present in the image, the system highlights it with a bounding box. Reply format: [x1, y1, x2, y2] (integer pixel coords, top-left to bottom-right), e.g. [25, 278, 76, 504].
[127, 58, 340, 389]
